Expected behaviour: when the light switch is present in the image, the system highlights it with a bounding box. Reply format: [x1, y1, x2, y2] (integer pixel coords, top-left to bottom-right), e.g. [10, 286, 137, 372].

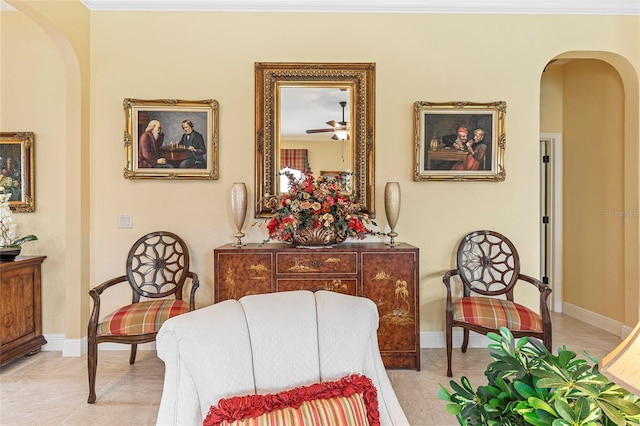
[118, 214, 133, 229]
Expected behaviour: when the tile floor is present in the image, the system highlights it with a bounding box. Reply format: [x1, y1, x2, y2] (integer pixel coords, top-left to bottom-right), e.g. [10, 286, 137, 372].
[0, 313, 622, 425]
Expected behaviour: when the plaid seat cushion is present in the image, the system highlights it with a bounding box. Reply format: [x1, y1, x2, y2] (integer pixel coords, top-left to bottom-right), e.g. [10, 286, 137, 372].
[453, 296, 542, 332]
[97, 299, 188, 336]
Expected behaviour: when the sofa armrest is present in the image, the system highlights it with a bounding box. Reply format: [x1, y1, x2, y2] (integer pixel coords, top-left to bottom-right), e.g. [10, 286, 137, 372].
[156, 324, 201, 426]
[156, 299, 256, 425]
[315, 291, 410, 425]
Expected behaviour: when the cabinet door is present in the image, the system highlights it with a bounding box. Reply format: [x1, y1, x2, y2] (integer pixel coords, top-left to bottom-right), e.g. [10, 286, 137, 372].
[276, 252, 357, 275]
[362, 251, 418, 367]
[1, 266, 36, 346]
[215, 252, 273, 302]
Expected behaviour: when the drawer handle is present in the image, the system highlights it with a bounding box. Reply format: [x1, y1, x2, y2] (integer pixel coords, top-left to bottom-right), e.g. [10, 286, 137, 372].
[309, 261, 324, 267]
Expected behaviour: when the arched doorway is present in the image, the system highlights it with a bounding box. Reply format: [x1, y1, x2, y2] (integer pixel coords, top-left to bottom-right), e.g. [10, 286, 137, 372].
[540, 53, 639, 338]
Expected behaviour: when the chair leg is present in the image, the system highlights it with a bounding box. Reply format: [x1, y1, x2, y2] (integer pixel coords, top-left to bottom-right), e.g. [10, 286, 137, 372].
[129, 343, 137, 365]
[544, 331, 553, 352]
[87, 338, 97, 404]
[461, 329, 470, 353]
[446, 324, 453, 377]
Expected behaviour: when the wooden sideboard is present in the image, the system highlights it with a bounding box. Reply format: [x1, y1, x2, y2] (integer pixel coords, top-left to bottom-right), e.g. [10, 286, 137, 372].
[214, 243, 420, 370]
[1, 255, 47, 366]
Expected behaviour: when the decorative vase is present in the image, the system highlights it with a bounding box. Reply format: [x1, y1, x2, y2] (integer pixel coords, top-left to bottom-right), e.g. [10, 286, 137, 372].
[384, 182, 401, 246]
[292, 226, 346, 248]
[230, 182, 247, 247]
[0, 246, 21, 262]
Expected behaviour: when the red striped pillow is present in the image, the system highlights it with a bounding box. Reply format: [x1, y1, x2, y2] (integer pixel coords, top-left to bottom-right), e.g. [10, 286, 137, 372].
[203, 374, 380, 426]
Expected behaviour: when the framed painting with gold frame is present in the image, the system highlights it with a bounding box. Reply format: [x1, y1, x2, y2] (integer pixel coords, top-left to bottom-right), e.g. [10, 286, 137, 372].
[0, 132, 35, 212]
[124, 98, 219, 180]
[413, 101, 506, 181]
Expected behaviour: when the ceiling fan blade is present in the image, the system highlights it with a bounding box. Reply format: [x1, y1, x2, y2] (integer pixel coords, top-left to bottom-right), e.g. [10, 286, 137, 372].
[326, 120, 339, 128]
[306, 128, 335, 134]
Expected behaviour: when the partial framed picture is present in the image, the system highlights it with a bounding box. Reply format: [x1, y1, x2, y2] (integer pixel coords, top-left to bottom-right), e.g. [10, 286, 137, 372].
[124, 98, 219, 180]
[413, 101, 506, 181]
[0, 132, 35, 212]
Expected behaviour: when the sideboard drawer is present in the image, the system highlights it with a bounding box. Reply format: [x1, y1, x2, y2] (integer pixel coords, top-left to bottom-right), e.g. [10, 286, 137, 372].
[276, 252, 357, 275]
[276, 278, 357, 295]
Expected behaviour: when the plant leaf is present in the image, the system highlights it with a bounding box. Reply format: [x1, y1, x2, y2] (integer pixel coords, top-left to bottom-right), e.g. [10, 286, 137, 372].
[528, 397, 557, 416]
[514, 381, 537, 399]
[598, 394, 640, 415]
[596, 400, 626, 426]
[522, 412, 553, 426]
[554, 399, 575, 422]
[535, 377, 567, 388]
[438, 385, 453, 402]
[449, 380, 475, 399]
[8, 235, 37, 246]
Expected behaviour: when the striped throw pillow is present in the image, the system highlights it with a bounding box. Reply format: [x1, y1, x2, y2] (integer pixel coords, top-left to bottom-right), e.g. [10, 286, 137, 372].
[203, 374, 380, 426]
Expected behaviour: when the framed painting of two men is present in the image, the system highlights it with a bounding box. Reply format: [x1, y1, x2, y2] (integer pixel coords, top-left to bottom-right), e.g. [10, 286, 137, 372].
[124, 98, 219, 180]
[413, 101, 506, 181]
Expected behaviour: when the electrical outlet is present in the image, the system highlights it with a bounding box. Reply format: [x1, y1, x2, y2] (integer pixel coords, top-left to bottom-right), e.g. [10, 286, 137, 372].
[118, 214, 133, 229]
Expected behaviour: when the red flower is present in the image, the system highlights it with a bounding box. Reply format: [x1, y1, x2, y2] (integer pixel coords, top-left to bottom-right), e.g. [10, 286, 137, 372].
[348, 217, 367, 235]
[266, 218, 279, 234]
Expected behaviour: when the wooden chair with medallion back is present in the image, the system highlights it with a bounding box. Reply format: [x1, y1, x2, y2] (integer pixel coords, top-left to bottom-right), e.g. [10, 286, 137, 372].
[87, 231, 199, 403]
[442, 230, 552, 377]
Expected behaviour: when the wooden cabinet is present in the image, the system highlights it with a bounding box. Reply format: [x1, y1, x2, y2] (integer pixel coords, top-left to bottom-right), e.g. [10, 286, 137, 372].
[214, 243, 420, 370]
[1, 256, 47, 366]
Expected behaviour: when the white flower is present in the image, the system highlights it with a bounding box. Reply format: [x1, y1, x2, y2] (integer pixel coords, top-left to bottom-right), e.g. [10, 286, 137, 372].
[0, 187, 37, 247]
[0, 191, 17, 246]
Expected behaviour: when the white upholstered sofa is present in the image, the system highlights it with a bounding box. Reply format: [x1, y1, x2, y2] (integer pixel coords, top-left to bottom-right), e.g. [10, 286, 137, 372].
[155, 290, 409, 425]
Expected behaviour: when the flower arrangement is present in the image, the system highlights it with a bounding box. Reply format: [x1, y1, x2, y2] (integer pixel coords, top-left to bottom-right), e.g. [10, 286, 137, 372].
[0, 188, 37, 248]
[264, 171, 377, 245]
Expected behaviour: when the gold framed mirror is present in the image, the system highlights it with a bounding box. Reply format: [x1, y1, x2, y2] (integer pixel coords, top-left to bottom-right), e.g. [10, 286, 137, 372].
[255, 62, 375, 218]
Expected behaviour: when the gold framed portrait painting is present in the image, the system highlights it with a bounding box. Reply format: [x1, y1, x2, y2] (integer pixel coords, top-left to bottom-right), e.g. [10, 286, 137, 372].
[124, 98, 219, 180]
[0, 132, 35, 212]
[413, 101, 506, 182]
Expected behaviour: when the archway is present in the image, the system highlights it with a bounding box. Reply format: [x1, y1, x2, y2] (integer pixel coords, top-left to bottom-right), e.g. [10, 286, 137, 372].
[540, 52, 639, 337]
[6, 1, 91, 354]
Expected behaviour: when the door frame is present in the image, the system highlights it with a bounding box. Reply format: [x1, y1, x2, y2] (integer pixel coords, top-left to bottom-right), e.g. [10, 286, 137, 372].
[540, 133, 563, 312]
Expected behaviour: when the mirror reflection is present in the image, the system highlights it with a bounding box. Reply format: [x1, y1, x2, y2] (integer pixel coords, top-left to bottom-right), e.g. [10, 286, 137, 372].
[278, 86, 352, 194]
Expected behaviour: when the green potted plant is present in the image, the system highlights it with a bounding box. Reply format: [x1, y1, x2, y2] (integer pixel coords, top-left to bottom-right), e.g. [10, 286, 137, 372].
[439, 327, 640, 425]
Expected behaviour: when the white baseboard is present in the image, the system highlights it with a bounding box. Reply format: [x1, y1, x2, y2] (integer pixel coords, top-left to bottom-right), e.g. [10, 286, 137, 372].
[562, 302, 626, 337]
[42, 334, 65, 351]
[420, 330, 491, 349]
[46, 312, 632, 355]
[419, 306, 634, 348]
[97, 342, 156, 351]
[42, 335, 156, 357]
[621, 324, 634, 339]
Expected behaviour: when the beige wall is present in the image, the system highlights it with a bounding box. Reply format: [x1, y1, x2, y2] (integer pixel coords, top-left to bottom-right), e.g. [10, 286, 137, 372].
[540, 65, 564, 133]
[2, 4, 639, 348]
[0, 10, 67, 332]
[563, 60, 625, 321]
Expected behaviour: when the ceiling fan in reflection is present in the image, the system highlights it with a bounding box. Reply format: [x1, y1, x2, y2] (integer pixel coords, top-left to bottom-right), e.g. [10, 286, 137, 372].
[305, 101, 350, 140]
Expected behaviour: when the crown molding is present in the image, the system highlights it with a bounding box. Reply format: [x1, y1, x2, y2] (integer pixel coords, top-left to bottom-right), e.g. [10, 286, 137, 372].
[77, 0, 640, 15]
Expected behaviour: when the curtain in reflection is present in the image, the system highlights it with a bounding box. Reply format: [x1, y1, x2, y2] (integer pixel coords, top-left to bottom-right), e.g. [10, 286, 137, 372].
[280, 149, 311, 173]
